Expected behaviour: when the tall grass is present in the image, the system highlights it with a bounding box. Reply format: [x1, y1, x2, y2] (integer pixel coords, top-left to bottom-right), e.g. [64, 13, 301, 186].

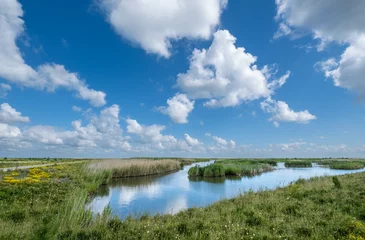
[188, 160, 273, 178]
[88, 159, 181, 178]
[316, 160, 365, 170]
[284, 161, 312, 168]
[329, 162, 365, 170]
[3, 161, 365, 239]
[59, 171, 365, 240]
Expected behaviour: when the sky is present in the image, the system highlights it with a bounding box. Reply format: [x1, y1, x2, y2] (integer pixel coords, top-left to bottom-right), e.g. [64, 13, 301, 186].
[1, 0, 365, 158]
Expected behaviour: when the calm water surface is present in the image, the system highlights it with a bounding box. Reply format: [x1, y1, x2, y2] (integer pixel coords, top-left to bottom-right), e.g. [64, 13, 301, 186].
[88, 161, 365, 219]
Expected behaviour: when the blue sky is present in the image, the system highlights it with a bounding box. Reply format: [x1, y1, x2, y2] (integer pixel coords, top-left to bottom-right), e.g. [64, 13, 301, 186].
[1, 0, 365, 158]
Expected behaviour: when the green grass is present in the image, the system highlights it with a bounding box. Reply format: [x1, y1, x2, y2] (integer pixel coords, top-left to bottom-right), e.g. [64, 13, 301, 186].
[61, 172, 365, 240]
[316, 160, 365, 170]
[2, 160, 365, 239]
[329, 162, 365, 170]
[284, 161, 312, 168]
[188, 160, 273, 178]
[0, 163, 99, 239]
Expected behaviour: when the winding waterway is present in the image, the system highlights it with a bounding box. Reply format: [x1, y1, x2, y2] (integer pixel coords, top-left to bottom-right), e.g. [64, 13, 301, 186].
[88, 161, 365, 219]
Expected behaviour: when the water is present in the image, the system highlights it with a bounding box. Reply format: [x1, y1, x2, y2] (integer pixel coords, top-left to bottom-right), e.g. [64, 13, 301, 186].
[88, 161, 365, 219]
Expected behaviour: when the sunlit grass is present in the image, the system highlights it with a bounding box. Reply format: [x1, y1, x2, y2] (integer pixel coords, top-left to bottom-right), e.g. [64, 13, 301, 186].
[88, 159, 182, 178]
[1, 159, 365, 239]
[188, 159, 273, 178]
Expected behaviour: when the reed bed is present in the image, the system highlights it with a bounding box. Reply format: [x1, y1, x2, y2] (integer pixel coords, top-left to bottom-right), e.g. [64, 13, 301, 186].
[188, 160, 273, 178]
[329, 162, 365, 170]
[284, 161, 312, 168]
[316, 160, 365, 170]
[88, 159, 181, 178]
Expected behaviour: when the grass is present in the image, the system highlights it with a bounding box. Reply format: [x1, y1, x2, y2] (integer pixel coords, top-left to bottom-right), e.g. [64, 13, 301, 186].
[329, 162, 365, 170]
[62, 172, 365, 240]
[2, 158, 365, 239]
[0, 163, 94, 239]
[88, 159, 182, 178]
[316, 160, 365, 170]
[188, 159, 273, 178]
[284, 161, 312, 168]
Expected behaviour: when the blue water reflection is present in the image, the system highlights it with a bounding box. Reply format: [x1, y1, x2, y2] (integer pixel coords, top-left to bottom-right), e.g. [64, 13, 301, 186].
[87, 161, 365, 219]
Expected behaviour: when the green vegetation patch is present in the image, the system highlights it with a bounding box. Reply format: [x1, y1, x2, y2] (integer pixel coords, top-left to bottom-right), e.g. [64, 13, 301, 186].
[2, 159, 365, 239]
[329, 162, 365, 170]
[188, 160, 273, 178]
[316, 160, 365, 170]
[284, 161, 312, 168]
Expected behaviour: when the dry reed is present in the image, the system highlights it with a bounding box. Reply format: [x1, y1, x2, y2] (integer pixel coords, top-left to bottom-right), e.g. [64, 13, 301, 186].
[88, 159, 181, 178]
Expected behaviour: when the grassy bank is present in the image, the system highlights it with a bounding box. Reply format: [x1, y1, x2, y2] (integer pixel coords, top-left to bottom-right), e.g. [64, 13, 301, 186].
[2, 160, 365, 239]
[88, 159, 182, 178]
[0, 163, 100, 239]
[2, 164, 363, 239]
[63, 172, 365, 240]
[188, 160, 273, 177]
[284, 161, 312, 168]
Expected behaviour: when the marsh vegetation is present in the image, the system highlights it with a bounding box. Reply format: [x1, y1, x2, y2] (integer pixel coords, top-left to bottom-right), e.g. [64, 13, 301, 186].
[284, 161, 312, 168]
[88, 159, 182, 178]
[188, 159, 273, 178]
[1, 158, 365, 239]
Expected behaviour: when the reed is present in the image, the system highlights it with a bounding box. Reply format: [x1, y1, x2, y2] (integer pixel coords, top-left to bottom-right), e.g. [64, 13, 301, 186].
[284, 161, 312, 168]
[88, 159, 181, 178]
[329, 162, 365, 170]
[188, 160, 273, 178]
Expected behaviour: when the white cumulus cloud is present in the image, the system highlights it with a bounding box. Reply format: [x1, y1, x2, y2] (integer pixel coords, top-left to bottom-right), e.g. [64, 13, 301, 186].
[0, 123, 21, 138]
[0, 103, 29, 124]
[0, 104, 131, 153]
[97, 0, 227, 57]
[275, 0, 365, 99]
[261, 98, 316, 124]
[126, 118, 204, 152]
[176, 30, 290, 108]
[184, 134, 201, 146]
[0, 0, 106, 107]
[158, 93, 194, 124]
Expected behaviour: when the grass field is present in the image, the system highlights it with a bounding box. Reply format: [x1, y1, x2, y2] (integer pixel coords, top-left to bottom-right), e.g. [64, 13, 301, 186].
[1, 158, 365, 239]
